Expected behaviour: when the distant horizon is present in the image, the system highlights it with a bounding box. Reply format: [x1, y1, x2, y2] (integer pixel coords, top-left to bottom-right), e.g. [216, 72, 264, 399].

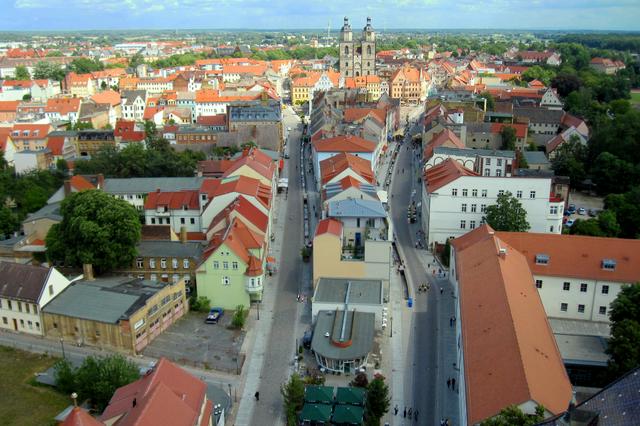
[5, 0, 640, 32]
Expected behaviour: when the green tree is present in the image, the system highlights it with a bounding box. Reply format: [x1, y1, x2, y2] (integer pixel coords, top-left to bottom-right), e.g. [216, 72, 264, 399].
[32, 61, 66, 81]
[441, 238, 451, 267]
[14, 65, 30, 80]
[550, 137, 587, 187]
[75, 355, 139, 411]
[350, 372, 369, 388]
[366, 374, 390, 426]
[69, 57, 104, 74]
[189, 296, 211, 312]
[522, 65, 556, 86]
[569, 218, 605, 237]
[128, 53, 145, 69]
[596, 210, 621, 237]
[481, 404, 545, 426]
[606, 285, 640, 379]
[605, 186, 640, 238]
[45, 190, 141, 273]
[500, 126, 517, 150]
[281, 373, 305, 426]
[484, 191, 530, 232]
[0, 206, 19, 236]
[478, 91, 495, 110]
[53, 358, 76, 395]
[551, 72, 582, 98]
[591, 152, 637, 195]
[231, 305, 247, 329]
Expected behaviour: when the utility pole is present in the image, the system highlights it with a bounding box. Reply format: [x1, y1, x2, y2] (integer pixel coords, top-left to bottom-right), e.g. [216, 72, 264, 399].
[60, 338, 66, 360]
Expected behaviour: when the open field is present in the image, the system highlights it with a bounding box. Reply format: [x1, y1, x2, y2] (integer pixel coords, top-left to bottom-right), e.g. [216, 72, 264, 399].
[0, 346, 69, 426]
[631, 91, 640, 105]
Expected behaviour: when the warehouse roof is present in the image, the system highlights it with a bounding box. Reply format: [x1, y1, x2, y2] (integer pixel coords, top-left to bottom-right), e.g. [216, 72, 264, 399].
[314, 278, 383, 306]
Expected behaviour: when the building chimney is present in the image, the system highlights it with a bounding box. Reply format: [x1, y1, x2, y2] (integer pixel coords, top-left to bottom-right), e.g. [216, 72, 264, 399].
[179, 226, 187, 243]
[63, 180, 71, 197]
[82, 263, 94, 281]
[97, 173, 105, 189]
[498, 247, 507, 258]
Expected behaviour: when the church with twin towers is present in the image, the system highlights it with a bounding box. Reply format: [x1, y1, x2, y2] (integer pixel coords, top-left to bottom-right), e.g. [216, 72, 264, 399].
[339, 17, 376, 78]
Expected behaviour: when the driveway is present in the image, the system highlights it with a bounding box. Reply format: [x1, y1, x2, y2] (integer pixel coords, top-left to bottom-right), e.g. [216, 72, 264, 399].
[143, 312, 245, 374]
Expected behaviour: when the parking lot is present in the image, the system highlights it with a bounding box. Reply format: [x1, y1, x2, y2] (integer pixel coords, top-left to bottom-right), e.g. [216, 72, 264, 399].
[143, 311, 246, 373]
[564, 191, 605, 227]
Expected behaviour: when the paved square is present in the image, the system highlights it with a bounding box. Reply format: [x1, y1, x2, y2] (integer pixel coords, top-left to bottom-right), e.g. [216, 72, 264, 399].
[143, 311, 246, 373]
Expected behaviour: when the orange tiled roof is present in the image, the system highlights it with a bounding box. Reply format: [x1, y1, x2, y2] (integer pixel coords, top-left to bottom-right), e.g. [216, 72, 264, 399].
[312, 134, 376, 153]
[489, 122, 528, 139]
[423, 128, 465, 159]
[452, 225, 573, 424]
[343, 108, 386, 126]
[213, 175, 272, 209]
[496, 232, 640, 284]
[45, 97, 81, 114]
[315, 218, 343, 237]
[9, 124, 51, 139]
[61, 407, 104, 426]
[424, 158, 479, 193]
[319, 152, 375, 185]
[70, 175, 96, 191]
[91, 90, 120, 107]
[0, 100, 20, 113]
[144, 190, 200, 210]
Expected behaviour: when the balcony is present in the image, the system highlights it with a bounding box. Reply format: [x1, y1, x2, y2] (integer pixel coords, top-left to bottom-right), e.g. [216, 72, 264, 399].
[245, 279, 263, 293]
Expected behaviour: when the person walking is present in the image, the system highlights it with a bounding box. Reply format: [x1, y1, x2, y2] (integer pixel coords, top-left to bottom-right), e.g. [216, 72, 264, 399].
[452, 378, 456, 389]
[403, 407, 407, 418]
[254, 391, 260, 401]
[408, 408, 412, 417]
[414, 410, 419, 422]
[447, 378, 451, 389]
[394, 405, 398, 416]
[440, 287, 444, 295]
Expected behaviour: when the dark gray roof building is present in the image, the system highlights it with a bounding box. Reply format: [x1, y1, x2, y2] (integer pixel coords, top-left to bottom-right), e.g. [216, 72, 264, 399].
[0, 262, 51, 302]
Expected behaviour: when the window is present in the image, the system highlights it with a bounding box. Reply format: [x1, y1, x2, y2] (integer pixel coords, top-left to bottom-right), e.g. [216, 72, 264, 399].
[599, 306, 607, 315]
[460, 220, 466, 229]
[550, 226, 554, 232]
[498, 190, 505, 196]
[149, 258, 156, 268]
[183, 259, 189, 269]
[471, 189, 478, 197]
[516, 190, 523, 199]
[497, 159, 502, 167]
[223, 261, 229, 269]
[496, 170, 502, 177]
[578, 304, 585, 313]
[18, 302, 22, 312]
[462, 189, 468, 197]
[172, 258, 178, 269]
[486, 158, 491, 165]
[535, 279, 543, 288]
[49, 285, 53, 296]
[20, 319, 24, 328]
[480, 204, 487, 213]
[602, 259, 616, 270]
[33, 305, 37, 314]
[530, 191, 536, 199]
[190, 218, 195, 224]
[560, 303, 568, 312]
[232, 261, 238, 270]
[136, 258, 143, 268]
[563, 282, 570, 291]
[461, 204, 467, 212]
[25, 304, 30, 314]
[222, 276, 230, 286]
[471, 204, 477, 213]
[172, 274, 179, 283]
[470, 220, 476, 229]
[535, 254, 549, 265]
[481, 190, 487, 198]
[550, 206, 558, 215]
[180, 218, 185, 224]
[95, 330, 101, 337]
[356, 218, 361, 227]
[213, 261, 219, 269]
[28, 320, 32, 329]
[151, 218, 156, 224]
[580, 283, 588, 293]
[150, 274, 157, 281]
[35, 322, 40, 330]
[160, 258, 167, 269]
[2, 317, 6, 325]
[602, 285, 609, 294]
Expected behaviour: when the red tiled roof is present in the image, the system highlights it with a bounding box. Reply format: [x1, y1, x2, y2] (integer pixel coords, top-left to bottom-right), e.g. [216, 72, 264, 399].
[70, 175, 96, 191]
[424, 158, 479, 193]
[198, 160, 233, 176]
[489, 122, 528, 139]
[0, 100, 20, 113]
[452, 225, 572, 424]
[319, 152, 374, 185]
[45, 97, 81, 115]
[61, 407, 104, 426]
[115, 120, 145, 142]
[223, 148, 276, 182]
[343, 108, 386, 126]
[423, 128, 465, 159]
[313, 135, 376, 153]
[47, 136, 65, 156]
[213, 175, 271, 209]
[90, 90, 121, 107]
[196, 114, 226, 126]
[315, 218, 343, 237]
[144, 190, 200, 210]
[101, 358, 207, 426]
[9, 124, 51, 140]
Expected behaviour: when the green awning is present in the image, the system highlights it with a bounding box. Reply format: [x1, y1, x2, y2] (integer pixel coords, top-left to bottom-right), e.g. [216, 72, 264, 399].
[335, 387, 366, 406]
[332, 404, 364, 425]
[299, 403, 332, 422]
[304, 385, 334, 404]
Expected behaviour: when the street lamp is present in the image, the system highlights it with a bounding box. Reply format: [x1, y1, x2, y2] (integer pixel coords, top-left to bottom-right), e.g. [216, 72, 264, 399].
[60, 337, 66, 360]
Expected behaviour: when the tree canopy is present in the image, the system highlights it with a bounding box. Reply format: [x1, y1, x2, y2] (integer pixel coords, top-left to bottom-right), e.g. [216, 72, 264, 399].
[481, 404, 545, 426]
[32, 61, 66, 81]
[281, 373, 305, 426]
[569, 210, 621, 238]
[500, 126, 517, 151]
[484, 191, 530, 232]
[45, 190, 141, 273]
[604, 187, 640, 239]
[606, 285, 640, 380]
[365, 374, 390, 426]
[14, 65, 30, 80]
[69, 57, 104, 74]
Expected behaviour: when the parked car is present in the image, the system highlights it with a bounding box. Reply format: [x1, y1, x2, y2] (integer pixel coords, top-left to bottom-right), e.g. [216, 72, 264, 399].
[588, 209, 598, 217]
[565, 219, 575, 227]
[577, 207, 586, 215]
[205, 307, 224, 324]
[567, 204, 576, 214]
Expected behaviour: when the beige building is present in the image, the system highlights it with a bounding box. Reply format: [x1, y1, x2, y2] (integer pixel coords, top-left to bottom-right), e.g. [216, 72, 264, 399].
[42, 276, 187, 354]
[312, 218, 391, 289]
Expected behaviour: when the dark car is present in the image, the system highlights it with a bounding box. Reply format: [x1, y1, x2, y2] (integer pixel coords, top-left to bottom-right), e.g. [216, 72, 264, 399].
[205, 307, 224, 324]
[588, 208, 598, 217]
[567, 204, 576, 214]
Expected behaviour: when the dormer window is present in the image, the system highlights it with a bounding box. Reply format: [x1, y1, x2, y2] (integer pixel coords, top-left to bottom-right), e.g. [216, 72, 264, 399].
[535, 254, 549, 265]
[602, 259, 616, 270]
[23, 130, 29, 136]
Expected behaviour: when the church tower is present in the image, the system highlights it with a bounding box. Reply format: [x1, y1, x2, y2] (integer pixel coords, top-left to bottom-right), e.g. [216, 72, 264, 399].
[361, 17, 376, 76]
[339, 17, 354, 78]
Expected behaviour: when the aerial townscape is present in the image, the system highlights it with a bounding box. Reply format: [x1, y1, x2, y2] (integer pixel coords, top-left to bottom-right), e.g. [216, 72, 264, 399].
[1, 2, 640, 426]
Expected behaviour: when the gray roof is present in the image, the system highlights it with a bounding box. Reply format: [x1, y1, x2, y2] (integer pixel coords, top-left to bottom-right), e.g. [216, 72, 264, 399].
[324, 181, 378, 201]
[23, 202, 62, 224]
[314, 278, 383, 306]
[514, 107, 564, 125]
[48, 130, 78, 138]
[465, 122, 493, 134]
[136, 241, 203, 259]
[311, 310, 375, 361]
[43, 277, 172, 323]
[328, 199, 386, 219]
[554, 333, 608, 367]
[473, 148, 516, 159]
[522, 150, 550, 165]
[0, 262, 51, 303]
[103, 177, 204, 194]
[121, 90, 146, 103]
[433, 146, 477, 158]
[228, 103, 281, 123]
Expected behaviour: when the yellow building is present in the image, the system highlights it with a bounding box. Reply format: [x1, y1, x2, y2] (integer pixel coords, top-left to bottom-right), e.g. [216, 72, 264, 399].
[42, 276, 187, 354]
[312, 218, 391, 289]
[291, 74, 316, 104]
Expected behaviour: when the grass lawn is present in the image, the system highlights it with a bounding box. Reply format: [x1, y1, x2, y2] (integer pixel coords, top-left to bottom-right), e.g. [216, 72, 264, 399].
[630, 91, 640, 105]
[0, 346, 69, 426]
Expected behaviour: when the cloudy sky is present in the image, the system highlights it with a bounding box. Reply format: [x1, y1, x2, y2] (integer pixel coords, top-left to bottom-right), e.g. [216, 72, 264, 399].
[5, 0, 640, 31]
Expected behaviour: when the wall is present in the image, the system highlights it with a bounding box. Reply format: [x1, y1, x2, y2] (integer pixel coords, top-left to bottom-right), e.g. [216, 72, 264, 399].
[196, 243, 251, 309]
[312, 234, 365, 288]
[0, 298, 43, 335]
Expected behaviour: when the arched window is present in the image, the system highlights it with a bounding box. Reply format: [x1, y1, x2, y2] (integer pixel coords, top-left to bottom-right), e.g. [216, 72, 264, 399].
[355, 71, 360, 77]
[344, 46, 349, 55]
[367, 45, 372, 55]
